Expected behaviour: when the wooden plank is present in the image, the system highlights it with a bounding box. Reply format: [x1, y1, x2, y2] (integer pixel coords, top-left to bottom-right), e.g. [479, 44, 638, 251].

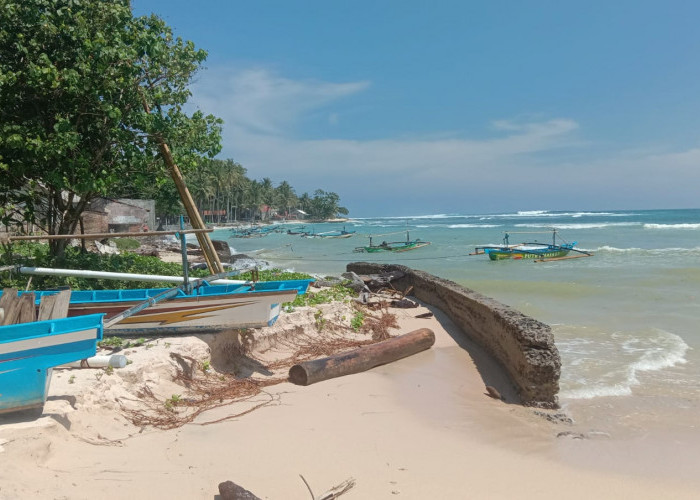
[37, 289, 71, 321]
[16, 293, 36, 324]
[37, 293, 57, 321]
[51, 290, 71, 319]
[0, 288, 19, 326]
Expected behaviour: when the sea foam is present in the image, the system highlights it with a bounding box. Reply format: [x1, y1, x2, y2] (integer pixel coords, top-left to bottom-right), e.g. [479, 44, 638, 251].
[644, 223, 700, 230]
[558, 328, 689, 400]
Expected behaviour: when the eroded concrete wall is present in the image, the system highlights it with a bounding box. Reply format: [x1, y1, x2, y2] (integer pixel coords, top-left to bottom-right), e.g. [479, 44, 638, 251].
[347, 262, 560, 407]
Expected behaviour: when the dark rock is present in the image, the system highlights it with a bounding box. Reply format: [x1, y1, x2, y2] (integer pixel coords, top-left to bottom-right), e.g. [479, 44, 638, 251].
[218, 480, 262, 500]
[211, 239, 232, 262]
[391, 298, 419, 308]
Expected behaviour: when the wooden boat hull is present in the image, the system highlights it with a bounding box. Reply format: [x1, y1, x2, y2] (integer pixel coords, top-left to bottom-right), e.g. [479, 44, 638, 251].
[0, 314, 103, 413]
[486, 247, 572, 261]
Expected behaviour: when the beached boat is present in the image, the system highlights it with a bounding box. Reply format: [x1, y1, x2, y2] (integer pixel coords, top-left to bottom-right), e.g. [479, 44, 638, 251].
[472, 230, 592, 261]
[0, 301, 103, 414]
[354, 232, 431, 253]
[2, 279, 312, 336]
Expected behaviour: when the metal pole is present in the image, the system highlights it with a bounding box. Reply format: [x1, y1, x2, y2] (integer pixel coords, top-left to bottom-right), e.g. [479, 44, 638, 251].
[179, 215, 189, 291]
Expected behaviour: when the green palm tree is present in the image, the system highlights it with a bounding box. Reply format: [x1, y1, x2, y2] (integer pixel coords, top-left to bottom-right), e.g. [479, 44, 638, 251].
[274, 180, 297, 218]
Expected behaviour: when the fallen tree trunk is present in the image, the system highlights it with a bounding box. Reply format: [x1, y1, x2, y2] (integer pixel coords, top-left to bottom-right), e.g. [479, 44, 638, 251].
[288, 328, 435, 386]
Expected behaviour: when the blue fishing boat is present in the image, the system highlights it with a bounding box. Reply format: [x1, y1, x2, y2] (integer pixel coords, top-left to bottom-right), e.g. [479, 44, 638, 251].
[0, 313, 104, 414]
[305, 227, 356, 239]
[2, 279, 313, 335]
[472, 229, 592, 261]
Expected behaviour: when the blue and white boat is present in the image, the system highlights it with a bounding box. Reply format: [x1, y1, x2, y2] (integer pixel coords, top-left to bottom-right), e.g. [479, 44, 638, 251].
[0, 313, 103, 414]
[1, 279, 313, 336]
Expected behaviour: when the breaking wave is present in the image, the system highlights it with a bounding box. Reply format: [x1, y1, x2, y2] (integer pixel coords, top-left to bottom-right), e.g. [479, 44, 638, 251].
[557, 327, 689, 400]
[644, 223, 700, 230]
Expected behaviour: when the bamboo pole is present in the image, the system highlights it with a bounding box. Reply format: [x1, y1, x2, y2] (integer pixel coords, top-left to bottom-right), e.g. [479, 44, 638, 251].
[139, 93, 223, 274]
[5, 229, 212, 241]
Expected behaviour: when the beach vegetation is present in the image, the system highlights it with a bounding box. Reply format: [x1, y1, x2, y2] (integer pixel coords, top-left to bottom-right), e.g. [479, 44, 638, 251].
[68, 375, 76, 384]
[98, 337, 124, 349]
[164, 394, 182, 411]
[113, 239, 141, 252]
[105, 366, 114, 376]
[313, 309, 326, 331]
[237, 268, 312, 282]
[350, 311, 365, 332]
[288, 284, 354, 308]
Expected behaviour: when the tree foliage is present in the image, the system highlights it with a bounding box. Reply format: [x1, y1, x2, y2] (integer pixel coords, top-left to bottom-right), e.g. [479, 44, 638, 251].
[0, 0, 221, 259]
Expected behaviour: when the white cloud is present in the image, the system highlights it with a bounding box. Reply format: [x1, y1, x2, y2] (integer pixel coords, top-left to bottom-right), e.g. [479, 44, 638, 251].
[191, 67, 369, 136]
[187, 66, 700, 215]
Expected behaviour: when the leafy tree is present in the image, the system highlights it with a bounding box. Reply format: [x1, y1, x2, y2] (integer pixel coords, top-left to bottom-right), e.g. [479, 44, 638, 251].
[0, 0, 221, 259]
[307, 189, 348, 219]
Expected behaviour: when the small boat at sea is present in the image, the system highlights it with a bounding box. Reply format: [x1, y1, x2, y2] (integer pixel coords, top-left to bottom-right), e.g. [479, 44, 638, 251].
[306, 226, 356, 239]
[0, 290, 103, 414]
[354, 231, 431, 253]
[472, 229, 592, 261]
[230, 225, 279, 238]
[286, 226, 307, 235]
[1, 279, 313, 336]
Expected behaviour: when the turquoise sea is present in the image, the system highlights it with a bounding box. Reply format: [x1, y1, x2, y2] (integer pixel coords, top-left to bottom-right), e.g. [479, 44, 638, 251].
[211, 208, 700, 436]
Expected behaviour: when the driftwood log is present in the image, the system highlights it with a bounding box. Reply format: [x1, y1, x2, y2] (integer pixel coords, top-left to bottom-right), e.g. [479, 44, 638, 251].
[288, 328, 435, 386]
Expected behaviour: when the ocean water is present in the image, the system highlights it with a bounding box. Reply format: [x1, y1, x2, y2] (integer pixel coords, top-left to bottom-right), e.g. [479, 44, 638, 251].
[211, 208, 700, 434]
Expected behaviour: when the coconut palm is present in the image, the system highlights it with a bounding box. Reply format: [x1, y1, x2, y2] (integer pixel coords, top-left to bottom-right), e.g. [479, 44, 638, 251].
[274, 181, 297, 218]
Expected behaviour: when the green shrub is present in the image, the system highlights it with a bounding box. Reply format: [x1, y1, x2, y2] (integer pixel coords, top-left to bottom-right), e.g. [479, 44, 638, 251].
[113, 238, 141, 251]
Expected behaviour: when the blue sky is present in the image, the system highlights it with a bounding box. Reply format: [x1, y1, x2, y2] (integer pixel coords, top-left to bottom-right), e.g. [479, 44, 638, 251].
[133, 0, 700, 217]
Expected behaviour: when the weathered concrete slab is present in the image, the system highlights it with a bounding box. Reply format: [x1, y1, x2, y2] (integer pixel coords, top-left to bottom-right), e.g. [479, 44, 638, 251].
[347, 262, 560, 407]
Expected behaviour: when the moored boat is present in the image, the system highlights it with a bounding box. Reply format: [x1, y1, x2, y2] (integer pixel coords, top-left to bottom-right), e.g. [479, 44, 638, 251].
[354, 231, 431, 253]
[472, 229, 592, 262]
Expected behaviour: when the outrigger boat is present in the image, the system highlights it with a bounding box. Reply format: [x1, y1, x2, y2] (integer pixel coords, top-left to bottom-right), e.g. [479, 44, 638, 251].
[0, 277, 312, 336]
[0, 289, 103, 414]
[354, 231, 430, 253]
[305, 226, 356, 239]
[471, 229, 592, 262]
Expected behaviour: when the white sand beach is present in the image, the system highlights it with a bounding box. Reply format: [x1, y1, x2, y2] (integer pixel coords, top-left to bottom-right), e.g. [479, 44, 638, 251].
[1, 295, 699, 499]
